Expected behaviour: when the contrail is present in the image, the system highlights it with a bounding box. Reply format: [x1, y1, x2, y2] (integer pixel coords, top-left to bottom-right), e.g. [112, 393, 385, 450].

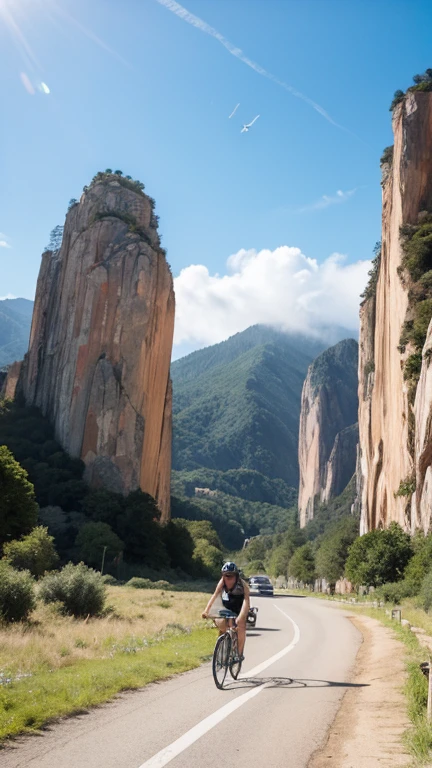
[229, 103, 240, 119]
[154, 0, 342, 128]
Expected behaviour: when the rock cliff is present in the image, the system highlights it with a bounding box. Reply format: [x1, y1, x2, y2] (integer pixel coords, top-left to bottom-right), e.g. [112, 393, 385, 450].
[358, 91, 432, 533]
[298, 339, 358, 527]
[18, 174, 175, 521]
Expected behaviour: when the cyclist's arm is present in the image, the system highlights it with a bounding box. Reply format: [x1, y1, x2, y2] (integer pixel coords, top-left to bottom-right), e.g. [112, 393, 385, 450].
[237, 583, 250, 623]
[202, 578, 223, 617]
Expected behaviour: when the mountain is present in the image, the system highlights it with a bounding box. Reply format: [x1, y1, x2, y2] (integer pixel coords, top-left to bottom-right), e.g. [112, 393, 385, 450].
[0, 298, 34, 367]
[358, 87, 432, 534]
[17, 171, 174, 520]
[298, 338, 359, 527]
[171, 325, 333, 491]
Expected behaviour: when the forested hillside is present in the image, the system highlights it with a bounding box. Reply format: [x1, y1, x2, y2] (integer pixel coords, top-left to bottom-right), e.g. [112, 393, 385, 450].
[171, 325, 327, 487]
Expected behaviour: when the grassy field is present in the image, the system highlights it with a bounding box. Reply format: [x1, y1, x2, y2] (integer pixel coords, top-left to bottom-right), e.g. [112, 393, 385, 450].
[0, 586, 217, 741]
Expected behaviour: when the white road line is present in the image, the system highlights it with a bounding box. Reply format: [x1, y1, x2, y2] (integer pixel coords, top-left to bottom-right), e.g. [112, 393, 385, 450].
[138, 607, 301, 768]
[243, 604, 300, 678]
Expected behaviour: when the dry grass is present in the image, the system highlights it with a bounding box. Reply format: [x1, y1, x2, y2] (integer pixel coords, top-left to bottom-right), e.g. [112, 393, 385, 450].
[0, 586, 208, 679]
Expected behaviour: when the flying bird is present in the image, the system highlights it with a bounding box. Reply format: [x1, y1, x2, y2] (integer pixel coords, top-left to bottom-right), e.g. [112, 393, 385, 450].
[229, 103, 240, 119]
[241, 115, 260, 133]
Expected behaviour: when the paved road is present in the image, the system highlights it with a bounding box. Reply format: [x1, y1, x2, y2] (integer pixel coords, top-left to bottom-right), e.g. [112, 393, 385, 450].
[2, 596, 362, 768]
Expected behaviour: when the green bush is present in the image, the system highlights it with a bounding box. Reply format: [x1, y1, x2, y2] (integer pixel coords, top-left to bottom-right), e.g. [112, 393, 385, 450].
[395, 477, 416, 497]
[0, 561, 36, 622]
[390, 89, 405, 111]
[420, 570, 432, 612]
[376, 580, 414, 604]
[39, 563, 106, 617]
[380, 146, 394, 165]
[125, 577, 172, 590]
[3, 526, 59, 577]
[126, 577, 153, 589]
[101, 574, 118, 585]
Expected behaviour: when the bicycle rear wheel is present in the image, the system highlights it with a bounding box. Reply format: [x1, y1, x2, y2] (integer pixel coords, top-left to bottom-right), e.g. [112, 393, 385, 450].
[213, 633, 230, 689]
[229, 632, 242, 680]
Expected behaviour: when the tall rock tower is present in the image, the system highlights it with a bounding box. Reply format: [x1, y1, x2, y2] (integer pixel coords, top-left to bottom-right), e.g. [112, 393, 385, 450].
[357, 86, 432, 534]
[19, 172, 175, 521]
[298, 339, 358, 527]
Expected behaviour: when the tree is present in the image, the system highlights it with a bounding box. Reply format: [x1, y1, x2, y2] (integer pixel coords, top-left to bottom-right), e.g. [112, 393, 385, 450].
[267, 525, 306, 578]
[315, 517, 358, 585]
[45, 225, 64, 252]
[288, 543, 316, 583]
[404, 532, 432, 592]
[0, 445, 38, 546]
[114, 170, 123, 175]
[105, 168, 113, 174]
[75, 522, 124, 569]
[68, 198, 78, 211]
[390, 90, 405, 111]
[345, 522, 413, 588]
[3, 525, 59, 577]
[117, 490, 169, 568]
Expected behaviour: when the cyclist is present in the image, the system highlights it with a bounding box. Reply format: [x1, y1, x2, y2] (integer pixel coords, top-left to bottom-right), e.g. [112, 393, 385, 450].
[202, 562, 250, 661]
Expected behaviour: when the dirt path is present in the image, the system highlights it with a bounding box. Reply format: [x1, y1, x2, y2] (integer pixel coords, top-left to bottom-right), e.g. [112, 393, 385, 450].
[309, 612, 411, 767]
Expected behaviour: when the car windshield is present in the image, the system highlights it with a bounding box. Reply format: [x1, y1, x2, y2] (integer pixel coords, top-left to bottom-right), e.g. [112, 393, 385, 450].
[250, 577, 271, 584]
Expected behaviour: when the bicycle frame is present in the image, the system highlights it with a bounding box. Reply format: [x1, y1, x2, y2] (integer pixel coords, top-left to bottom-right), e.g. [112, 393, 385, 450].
[209, 609, 242, 689]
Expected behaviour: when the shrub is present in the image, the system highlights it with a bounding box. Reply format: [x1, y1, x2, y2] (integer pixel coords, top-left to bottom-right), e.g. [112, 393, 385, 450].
[0, 561, 36, 622]
[380, 146, 394, 165]
[390, 89, 405, 111]
[376, 580, 414, 604]
[125, 577, 172, 589]
[3, 526, 59, 577]
[126, 577, 153, 589]
[403, 353, 423, 382]
[420, 570, 432, 612]
[395, 477, 416, 497]
[101, 574, 117, 585]
[39, 563, 106, 617]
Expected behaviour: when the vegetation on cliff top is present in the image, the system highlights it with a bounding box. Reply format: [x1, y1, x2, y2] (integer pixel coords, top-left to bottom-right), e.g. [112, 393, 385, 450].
[390, 68, 432, 110]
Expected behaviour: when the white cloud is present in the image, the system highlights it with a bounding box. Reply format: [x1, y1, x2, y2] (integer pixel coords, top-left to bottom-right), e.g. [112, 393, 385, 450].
[0, 240, 11, 249]
[174, 246, 370, 350]
[0, 294, 17, 300]
[297, 188, 357, 213]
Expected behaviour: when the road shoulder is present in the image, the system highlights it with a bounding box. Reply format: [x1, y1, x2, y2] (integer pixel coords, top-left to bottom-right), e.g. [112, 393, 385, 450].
[308, 613, 410, 768]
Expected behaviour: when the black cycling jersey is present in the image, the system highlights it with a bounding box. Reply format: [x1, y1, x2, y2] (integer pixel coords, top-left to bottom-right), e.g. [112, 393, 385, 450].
[221, 577, 246, 616]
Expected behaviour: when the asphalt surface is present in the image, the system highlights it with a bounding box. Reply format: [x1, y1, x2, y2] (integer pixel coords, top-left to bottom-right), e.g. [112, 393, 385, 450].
[2, 595, 362, 768]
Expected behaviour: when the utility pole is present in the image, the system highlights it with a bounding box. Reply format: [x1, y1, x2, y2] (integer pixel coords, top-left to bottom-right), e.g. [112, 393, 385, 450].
[101, 546, 107, 576]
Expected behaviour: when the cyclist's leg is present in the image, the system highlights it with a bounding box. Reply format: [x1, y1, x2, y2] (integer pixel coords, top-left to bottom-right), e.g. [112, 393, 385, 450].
[214, 618, 227, 636]
[236, 616, 246, 656]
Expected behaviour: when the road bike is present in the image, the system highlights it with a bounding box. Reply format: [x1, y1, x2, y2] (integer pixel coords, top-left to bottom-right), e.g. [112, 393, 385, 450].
[209, 609, 243, 689]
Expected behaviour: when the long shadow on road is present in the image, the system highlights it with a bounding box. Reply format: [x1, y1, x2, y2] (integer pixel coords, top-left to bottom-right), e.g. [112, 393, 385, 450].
[223, 676, 369, 691]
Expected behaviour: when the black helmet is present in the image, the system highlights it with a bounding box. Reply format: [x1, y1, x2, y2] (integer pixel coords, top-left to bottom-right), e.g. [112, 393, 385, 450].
[221, 561, 239, 574]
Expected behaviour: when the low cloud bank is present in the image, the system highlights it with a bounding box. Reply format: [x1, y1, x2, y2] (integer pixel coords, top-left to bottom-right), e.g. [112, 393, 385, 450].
[174, 245, 370, 351]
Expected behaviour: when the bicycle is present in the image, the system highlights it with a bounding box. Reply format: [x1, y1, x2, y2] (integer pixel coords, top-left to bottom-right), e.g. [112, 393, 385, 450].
[209, 608, 243, 689]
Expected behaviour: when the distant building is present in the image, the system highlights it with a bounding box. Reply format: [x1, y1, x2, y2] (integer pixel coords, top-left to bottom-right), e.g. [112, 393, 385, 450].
[194, 487, 217, 498]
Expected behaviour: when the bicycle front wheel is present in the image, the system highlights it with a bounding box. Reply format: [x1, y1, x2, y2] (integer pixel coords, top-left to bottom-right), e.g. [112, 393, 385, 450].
[229, 633, 242, 680]
[213, 633, 231, 689]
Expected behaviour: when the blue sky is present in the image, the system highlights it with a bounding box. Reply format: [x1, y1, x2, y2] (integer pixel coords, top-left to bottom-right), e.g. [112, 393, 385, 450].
[1, 0, 431, 354]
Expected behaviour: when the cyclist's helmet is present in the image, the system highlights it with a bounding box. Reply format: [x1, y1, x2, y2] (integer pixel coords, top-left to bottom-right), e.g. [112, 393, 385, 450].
[221, 561, 239, 575]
